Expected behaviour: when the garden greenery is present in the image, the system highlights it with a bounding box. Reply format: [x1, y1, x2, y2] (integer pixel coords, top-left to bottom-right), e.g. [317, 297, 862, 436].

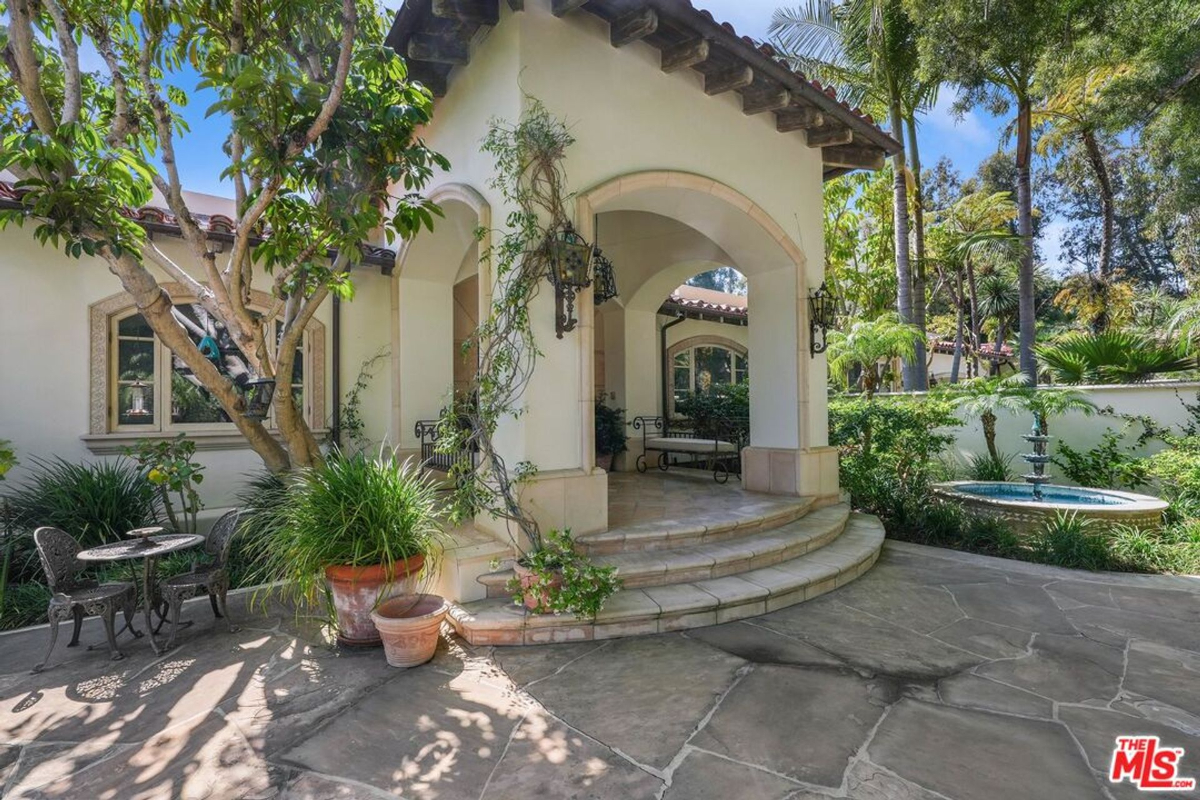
[505, 529, 621, 619]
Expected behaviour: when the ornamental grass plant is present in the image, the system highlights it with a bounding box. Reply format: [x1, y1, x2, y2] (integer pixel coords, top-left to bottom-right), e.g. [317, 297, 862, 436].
[245, 452, 444, 615]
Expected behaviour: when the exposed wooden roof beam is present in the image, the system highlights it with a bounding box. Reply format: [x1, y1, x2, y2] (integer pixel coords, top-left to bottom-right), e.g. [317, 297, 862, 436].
[805, 126, 854, 147]
[408, 32, 471, 64]
[704, 64, 754, 96]
[610, 7, 657, 47]
[431, 0, 499, 24]
[742, 86, 791, 115]
[552, 0, 589, 16]
[660, 38, 709, 73]
[822, 145, 885, 170]
[409, 64, 448, 97]
[775, 107, 824, 132]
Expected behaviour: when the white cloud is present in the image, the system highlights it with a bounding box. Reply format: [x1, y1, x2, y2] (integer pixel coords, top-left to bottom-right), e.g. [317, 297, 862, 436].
[923, 90, 992, 147]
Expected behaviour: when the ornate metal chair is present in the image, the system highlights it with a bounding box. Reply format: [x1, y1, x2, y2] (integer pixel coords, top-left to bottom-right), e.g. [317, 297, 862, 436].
[157, 509, 240, 650]
[32, 527, 138, 673]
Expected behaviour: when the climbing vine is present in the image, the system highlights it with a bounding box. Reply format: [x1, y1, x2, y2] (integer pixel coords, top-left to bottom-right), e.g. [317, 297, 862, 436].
[435, 100, 576, 555]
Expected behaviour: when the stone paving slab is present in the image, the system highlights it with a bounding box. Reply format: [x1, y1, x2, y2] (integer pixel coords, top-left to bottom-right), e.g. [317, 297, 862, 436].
[4, 542, 1200, 798]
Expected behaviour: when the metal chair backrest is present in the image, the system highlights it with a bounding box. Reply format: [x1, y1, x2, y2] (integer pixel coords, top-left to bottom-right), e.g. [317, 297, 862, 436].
[204, 510, 241, 567]
[33, 527, 85, 594]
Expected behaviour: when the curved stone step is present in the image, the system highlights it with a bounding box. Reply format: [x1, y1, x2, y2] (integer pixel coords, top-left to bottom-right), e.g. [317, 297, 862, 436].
[449, 512, 885, 646]
[479, 504, 850, 597]
[578, 495, 815, 556]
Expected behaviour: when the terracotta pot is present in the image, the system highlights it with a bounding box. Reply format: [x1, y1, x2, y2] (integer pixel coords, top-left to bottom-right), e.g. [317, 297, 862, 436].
[325, 554, 425, 647]
[596, 452, 615, 472]
[512, 562, 562, 613]
[371, 594, 448, 668]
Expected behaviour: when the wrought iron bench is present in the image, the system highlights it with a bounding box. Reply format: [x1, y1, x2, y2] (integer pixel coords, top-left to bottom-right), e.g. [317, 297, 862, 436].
[414, 419, 477, 475]
[632, 415, 748, 484]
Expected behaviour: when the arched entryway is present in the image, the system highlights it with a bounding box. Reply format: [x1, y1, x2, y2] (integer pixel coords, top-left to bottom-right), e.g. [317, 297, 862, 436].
[391, 183, 491, 457]
[578, 171, 831, 498]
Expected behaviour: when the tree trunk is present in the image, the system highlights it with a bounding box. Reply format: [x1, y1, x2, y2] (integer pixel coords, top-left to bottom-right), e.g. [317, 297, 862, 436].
[103, 249, 293, 472]
[965, 256, 982, 378]
[1081, 128, 1115, 332]
[906, 116, 929, 391]
[1015, 96, 1038, 384]
[982, 410, 998, 461]
[889, 98, 917, 392]
[950, 271, 965, 384]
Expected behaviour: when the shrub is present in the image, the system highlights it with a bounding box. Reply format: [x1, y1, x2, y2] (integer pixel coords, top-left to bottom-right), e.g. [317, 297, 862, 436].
[1146, 437, 1200, 507]
[0, 581, 50, 631]
[595, 399, 628, 457]
[506, 528, 621, 619]
[967, 452, 1015, 482]
[244, 453, 443, 616]
[4, 457, 158, 548]
[1031, 512, 1111, 571]
[1052, 429, 1149, 490]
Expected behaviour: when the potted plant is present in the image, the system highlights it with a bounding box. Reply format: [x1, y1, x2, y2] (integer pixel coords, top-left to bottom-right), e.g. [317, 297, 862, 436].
[508, 529, 620, 616]
[370, 593, 449, 668]
[248, 452, 442, 647]
[595, 398, 627, 472]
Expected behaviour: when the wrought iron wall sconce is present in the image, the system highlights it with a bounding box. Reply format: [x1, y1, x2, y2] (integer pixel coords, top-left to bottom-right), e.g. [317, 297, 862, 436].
[808, 282, 836, 357]
[546, 222, 595, 338]
[592, 248, 619, 306]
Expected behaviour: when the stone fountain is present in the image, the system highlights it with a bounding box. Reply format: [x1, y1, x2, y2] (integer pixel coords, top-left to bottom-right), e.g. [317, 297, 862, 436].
[1021, 419, 1053, 502]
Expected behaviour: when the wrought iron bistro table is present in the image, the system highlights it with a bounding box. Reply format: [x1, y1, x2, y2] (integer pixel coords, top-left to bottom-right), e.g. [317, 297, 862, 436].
[77, 532, 204, 655]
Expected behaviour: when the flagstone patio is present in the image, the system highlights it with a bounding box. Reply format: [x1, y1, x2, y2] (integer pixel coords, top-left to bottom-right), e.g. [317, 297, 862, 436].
[2, 541, 1199, 799]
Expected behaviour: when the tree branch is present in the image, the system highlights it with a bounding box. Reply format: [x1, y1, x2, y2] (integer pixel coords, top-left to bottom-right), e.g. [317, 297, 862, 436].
[5, 0, 61, 135]
[286, 0, 357, 158]
[44, 0, 81, 125]
[90, 21, 135, 146]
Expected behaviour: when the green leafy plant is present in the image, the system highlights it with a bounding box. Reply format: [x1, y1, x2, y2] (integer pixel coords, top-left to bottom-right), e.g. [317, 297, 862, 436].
[948, 375, 1026, 460]
[1036, 330, 1198, 384]
[967, 452, 1015, 481]
[506, 529, 621, 619]
[0, 440, 16, 482]
[431, 100, 618, 614]
[1032, 511, 1110, 570]
[246, 453, 443, 618]
[126, 434, 205, 534]
[594, 398, 628, 458]
[4, 457, 158, 548]
[826, 313, 924, 398]
[1146, 436, 1200, 508]
[1052, 429, 1149, 490]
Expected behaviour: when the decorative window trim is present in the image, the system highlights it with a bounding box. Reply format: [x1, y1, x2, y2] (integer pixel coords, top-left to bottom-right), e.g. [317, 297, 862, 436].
[87, 282, 325, 440]
[666, 335, 748, 418]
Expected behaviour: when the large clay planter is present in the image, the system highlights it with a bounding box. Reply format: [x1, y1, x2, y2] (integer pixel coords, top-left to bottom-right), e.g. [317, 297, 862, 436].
[512, 562, 562, 613]
[325, 554, 424, 647]
[371, 594, 448, 668]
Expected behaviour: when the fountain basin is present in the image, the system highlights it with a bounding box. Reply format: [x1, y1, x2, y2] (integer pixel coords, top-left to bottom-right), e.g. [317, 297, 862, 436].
[931, 481, 1168, 534]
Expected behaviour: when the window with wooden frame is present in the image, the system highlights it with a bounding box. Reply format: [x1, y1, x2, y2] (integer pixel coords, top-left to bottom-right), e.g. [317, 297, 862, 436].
[670, 340, 748, 416]
[108, 303, 312, 433]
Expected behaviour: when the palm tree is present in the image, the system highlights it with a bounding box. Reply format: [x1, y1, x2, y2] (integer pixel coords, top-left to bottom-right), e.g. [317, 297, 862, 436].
[950, 375, 1026, 461]
[1036, 330, 1198, 385]
[826, 313, 924, 398]
[976, 270, 1020, 369]
[1009, 380, 1097, 437]
[771, 0, 931, 391]
[1034, 66, 1127, 323]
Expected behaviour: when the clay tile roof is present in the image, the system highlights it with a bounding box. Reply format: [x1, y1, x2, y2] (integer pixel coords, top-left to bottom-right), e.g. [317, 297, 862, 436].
[0, 180, 397, 271]
[661, 284, 748, 320]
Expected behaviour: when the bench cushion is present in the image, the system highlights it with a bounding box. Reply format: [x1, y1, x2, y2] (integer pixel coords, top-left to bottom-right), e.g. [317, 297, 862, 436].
[646, 436, 738, 454]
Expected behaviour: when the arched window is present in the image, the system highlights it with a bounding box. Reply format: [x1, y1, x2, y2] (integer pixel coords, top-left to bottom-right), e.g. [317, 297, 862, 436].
[88, 285, 325, 450]
[668, 337, 748, 416]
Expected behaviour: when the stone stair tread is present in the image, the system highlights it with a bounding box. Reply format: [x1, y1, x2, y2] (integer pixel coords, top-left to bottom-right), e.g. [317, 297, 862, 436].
[477, 504, 851, 592]
[450, 513, 885, 645]
[578, 495, 816, 554]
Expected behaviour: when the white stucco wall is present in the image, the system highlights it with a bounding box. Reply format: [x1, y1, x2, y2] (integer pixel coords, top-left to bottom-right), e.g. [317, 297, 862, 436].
[0, 225, 394, 513]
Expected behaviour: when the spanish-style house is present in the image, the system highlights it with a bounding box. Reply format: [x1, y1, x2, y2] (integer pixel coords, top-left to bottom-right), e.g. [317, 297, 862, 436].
[0, 0, 899, 640]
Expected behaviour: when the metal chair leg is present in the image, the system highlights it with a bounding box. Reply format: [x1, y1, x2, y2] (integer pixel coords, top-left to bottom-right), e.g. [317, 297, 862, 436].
[124, 594, 144, 639]
[101, 605, 123, 661]
[164, 597, 183, 651]
[32, 608, 62, 674]
[209, 592, 222, 619]
[216, 589, 237, 633]
[67, 606, 84, 647]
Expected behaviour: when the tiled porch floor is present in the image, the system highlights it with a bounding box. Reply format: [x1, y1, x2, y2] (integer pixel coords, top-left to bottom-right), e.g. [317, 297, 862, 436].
[606, 470, 765, 527]
[4, 543, 1200, 798]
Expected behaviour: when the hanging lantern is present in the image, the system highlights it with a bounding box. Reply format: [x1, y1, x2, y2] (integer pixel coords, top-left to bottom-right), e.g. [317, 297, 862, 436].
[127, 379, 152, 417]
[592, 248, 618, 306]
[808, 282, 837, 357]
[242, 376, 277, 422]
[545, 222, 595, 338]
